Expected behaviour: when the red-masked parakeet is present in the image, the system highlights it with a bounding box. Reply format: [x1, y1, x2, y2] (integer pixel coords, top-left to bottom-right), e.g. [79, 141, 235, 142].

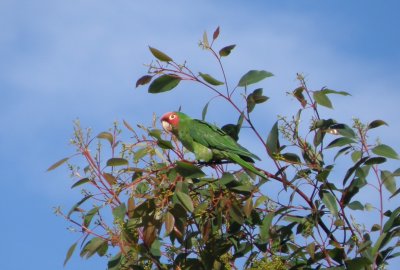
[161, 111, 266, 179]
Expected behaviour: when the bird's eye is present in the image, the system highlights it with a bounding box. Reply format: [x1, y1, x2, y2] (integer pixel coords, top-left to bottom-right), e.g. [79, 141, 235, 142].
[169, 114, 176, 120]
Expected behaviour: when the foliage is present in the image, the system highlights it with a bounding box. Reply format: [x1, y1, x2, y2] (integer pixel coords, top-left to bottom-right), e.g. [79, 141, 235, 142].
[50, 27, 400, 269]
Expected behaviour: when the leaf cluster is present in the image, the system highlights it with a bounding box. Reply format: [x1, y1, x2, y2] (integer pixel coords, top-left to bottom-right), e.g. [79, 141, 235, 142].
[50, 27, 400, 270]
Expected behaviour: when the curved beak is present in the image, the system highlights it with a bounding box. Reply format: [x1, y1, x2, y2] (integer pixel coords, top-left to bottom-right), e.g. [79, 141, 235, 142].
[161, 120, 172, 133]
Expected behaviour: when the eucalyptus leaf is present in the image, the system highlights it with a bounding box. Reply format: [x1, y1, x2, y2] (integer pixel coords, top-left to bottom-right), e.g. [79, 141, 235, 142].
[238, 70, 273, 87]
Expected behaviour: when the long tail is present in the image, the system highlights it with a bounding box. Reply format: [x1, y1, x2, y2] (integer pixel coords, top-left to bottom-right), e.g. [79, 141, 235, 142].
[227, 153, 267, 180]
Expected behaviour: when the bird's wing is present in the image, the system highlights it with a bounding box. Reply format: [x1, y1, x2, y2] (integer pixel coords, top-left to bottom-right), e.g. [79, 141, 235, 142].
[189, 119, 260, 161]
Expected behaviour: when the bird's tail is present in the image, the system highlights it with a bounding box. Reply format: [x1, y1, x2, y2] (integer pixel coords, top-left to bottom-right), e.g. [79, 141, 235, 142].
[227, 153, 267, 180]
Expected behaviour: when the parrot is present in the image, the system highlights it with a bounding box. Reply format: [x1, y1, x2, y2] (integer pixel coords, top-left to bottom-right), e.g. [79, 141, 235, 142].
[160, 111, 267, 179]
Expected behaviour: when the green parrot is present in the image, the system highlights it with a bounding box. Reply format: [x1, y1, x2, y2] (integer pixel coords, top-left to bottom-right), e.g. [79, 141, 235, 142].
[160, 111, 267, 179]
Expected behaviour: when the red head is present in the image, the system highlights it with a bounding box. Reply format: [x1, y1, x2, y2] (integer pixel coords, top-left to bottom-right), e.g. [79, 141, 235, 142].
[160, 112, 180, 133]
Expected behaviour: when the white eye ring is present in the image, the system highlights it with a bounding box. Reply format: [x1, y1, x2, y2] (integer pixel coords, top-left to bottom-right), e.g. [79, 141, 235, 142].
[169, 114, 176, 120]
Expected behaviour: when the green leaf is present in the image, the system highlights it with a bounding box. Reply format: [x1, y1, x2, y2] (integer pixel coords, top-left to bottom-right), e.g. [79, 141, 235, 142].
[345, 257, 371, 270]
[383, 207, 400, 232]
[113, 203, 126, 221]
[382, 170, 396, 194]
[148, 74, 181, 94]
[71, 178, 91, 189]
[63, 242, 78, 266]
[246, 93, 256, 113]
[365, 157, 387, 165]
[67, 195, 93, 218]
[175, 161, 205, 178]
[84, 207, 100, 228]
[266, 121, 280, 157]
[321, 192, 338, 216]
[321, 89, 351, 96]
[47, 157, 69, 171]
[106, 158, 128, 167]
[281, 152, 301, 163]
[176, 191, 194, 213]
[293, 86, 307, 108]
[331, 123, 356, 138]
[150, 239, 162, 257]
[313, 90, 333, 108]
[368, 119, 388, 130]
[149, 46, 173, 62]
[157, 139, 174, 150]
[259, 212, 274, 242]
[219, 44, 236, 57]
[199, 72, 224, 86]
[372, 144, 399, 160]
[326, 137, 355, 149]
[97, 132, 114, 146]
[202, 102, 210, 121]
[230, 203, 245, 224]
[108, 252, 122, 270]
[80, 237, 107, 259]
[348, 201, 364, 211]
[238, 70, 273, 87]
[135, 75, 152, 88]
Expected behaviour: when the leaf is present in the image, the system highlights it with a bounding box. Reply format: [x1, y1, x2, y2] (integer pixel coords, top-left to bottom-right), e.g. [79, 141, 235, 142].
[243, 198, 253, 218]
[135, 75, 152, 88]
[326, 137, 355, 149]
[372, 144, 399, 160]
[164, 212, 175, 235]
[343, 157, 368, 186]
[230, 203, 245, 224]
[365, 157, 387, 165]
[259, 212, 274, 243]
[63, 242, 78, 266]
[313, 90, 333, 108]
[293, 87, 307, 108]
[103, 173, 117, 186]
[157, 139, 174, 150]
[321, 89, 351, 96]
[47, 157, 69, 171]
[246, 93, 256, 113]
[106, 158, 128, 167]
[382, 170, 396, 194]
[71, 178, 91, 189]
[281, 153, 301, 163]
[108, 252, 122, 270]
[149, 46, 173, 62]
[148, 74, 181, 94]
[331, 123, 356, 138]
[80, 237, 106, 259]
[368, 119, 388, 130]
[202, 31, 209, 48]
[176, 191, 194, 212]
[383, 207, 400, 232]
[113, 203, 126, 221]
[199, 72, 224, 86]
[266, 121, 280, 157]
[97, 132, 114, 146]
[348, 201, 364, 211]
[123, 119, 135, 133]
[213, 26, 220, 40]
[238, 70, 273, 87]
[84, 207, 100, 228]
[202, 102, 210, 121]
[321, 192, 338, 216]
[219, 44, 236, 57]
[67, 195, 93, 218]
[175, 161, 205, 178]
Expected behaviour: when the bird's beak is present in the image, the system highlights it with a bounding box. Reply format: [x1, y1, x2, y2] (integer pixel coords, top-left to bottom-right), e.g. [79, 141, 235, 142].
[161, 120, 172, 133]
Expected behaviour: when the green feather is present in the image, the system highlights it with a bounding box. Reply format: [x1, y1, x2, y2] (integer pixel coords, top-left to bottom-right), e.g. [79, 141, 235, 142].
[171, 112, 266, 179]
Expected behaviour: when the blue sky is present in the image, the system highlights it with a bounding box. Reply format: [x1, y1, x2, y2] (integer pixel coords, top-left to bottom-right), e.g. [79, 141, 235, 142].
[1, 0, 400, 269]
